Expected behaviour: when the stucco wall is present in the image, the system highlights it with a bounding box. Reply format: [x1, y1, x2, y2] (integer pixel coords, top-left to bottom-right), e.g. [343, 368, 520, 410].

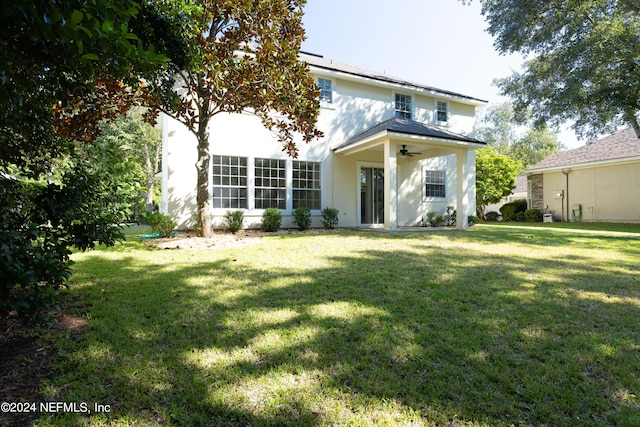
[533, 161, 640, 222]
[161, 67, 481, 229]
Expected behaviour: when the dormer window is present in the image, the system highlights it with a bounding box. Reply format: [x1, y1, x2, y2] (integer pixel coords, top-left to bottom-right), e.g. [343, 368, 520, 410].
[318, 78, 332, 103]
[436, 101, 448, 123]
[395, 94, 412, 119]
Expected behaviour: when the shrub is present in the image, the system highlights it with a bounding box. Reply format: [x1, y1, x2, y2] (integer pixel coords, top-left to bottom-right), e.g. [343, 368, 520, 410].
[147, 212, 177, 237]
[500, 199, 528, 221]
[261, 208, 282, 232]
[485, 211, 500, 221]
[424, 211, 444, 227]
[321, 207, 339, 229]
[524, 208, 543, 222]
[292, 207, 312, 231]
[444, 206, 457, 226]
[468, 215, 479, 226]
[224, 210, 244, 233]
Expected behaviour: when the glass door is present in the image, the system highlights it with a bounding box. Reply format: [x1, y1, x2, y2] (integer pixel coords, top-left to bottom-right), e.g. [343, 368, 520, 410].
[360, 167, 384, 225]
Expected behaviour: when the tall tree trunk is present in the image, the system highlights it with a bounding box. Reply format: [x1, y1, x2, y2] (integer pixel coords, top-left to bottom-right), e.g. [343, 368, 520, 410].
[195, 116, 212, 237]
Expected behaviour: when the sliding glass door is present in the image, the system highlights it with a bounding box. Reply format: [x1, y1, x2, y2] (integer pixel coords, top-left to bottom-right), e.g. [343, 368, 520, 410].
[360, 167, 384, 225]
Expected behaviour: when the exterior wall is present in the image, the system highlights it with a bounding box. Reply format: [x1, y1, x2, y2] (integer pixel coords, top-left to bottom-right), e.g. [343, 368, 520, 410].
[530, 160, 640, 223]
[530, 174, 544, 211]
[161, 67, 481, 229]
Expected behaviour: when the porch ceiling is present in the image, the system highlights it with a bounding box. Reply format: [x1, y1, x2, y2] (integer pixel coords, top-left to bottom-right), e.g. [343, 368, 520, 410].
[333, 116, 485, 156]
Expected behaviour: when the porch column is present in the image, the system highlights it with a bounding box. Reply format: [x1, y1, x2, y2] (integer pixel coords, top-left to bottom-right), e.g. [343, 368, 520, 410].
[456, 148, 470, 230]
[384, 140, 398, 231]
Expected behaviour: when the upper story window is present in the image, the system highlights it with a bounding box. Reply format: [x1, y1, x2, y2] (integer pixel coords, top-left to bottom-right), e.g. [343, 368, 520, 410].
[212, 155, 248, 209]
[318, 78, 332, 103]
[436, 101, 448, 123]
[395, 94, 412, 119]
[424, 169, 446, 198]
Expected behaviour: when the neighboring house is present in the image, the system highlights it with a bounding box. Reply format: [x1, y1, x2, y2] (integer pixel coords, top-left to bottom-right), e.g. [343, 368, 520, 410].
[484, 175, 528, 217]
[525, 127, 640, 222]
[160, 52, 487, 231]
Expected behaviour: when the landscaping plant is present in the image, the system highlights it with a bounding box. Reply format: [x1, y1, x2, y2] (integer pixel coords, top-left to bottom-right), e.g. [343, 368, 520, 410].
[292, 207, 312, 231]
[260, 208, 282, 232]
[224, 210, 244, 233]
[320, 207, 339, 229]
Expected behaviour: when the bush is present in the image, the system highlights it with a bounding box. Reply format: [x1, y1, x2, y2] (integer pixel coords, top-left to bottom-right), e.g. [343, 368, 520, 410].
[524, 208, 543, 222]
[468, 215, 479, 226]
[292, 207, 312, 231]
[424, 211, 444, 227]
[484, 211, 500, 221]
[146, 212, 177, 237]
[261, 208, 282, 232]
[321, 207, 339, 229]
[500, 199, 528, 221]
[224, 210, 244, 233]
[444, 206, 457, 226]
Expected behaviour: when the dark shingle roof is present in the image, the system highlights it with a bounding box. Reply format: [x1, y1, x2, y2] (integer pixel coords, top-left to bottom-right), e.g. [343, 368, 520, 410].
[527, 127, 640, 172]
[333, 116, 485, 151]
[299, 52, 487, 105]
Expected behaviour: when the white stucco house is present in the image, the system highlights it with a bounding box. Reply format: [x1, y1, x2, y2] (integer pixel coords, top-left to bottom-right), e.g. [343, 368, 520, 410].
[160, 52, 487, 231]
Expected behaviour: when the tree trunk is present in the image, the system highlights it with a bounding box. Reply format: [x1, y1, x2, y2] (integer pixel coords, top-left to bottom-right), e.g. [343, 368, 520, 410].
[195, 117, 212, 237]
[627, 111, 640, 138]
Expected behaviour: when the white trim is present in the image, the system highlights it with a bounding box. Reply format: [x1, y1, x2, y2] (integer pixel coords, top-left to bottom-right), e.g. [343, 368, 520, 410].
[526, 156, 640, 174]
[357, 161, 384, 227]
[309, 66, 487, 107]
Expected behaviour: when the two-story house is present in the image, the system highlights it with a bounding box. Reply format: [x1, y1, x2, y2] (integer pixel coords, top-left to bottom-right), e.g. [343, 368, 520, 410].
[160, 52, 487, 231]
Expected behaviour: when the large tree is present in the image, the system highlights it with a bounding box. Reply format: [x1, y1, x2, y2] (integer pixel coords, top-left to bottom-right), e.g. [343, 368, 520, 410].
[467, 0, 640, 139]
[150, 0, 322, 237]
[475, 102, 563, 170]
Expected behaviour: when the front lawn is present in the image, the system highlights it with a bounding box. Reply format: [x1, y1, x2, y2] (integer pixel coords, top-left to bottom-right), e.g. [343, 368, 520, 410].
[38, 225, 640, 426]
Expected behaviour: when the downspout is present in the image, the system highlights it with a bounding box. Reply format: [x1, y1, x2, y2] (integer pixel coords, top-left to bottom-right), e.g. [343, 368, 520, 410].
[562, 169, 570, 222]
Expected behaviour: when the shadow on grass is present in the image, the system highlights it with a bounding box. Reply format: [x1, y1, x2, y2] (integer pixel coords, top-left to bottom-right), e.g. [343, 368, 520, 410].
[44, 228, 640, 426]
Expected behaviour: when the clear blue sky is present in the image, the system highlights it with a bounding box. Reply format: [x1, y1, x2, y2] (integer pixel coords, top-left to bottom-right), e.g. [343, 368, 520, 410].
[301, 0, 581, 148]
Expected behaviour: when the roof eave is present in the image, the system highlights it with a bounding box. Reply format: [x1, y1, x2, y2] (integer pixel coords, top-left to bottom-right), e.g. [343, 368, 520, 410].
[525, 155, 640, 174]
[334, 131, 485, 155]
[309, 64, 488, 107]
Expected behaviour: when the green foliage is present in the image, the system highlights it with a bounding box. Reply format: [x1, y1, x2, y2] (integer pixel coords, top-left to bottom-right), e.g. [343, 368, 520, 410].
[424, 211, 445, 227]
[474, 102, 563, 171]
[473, 0, 640, 139]
[292, 207, 312, 231]
[500, 199, 528, 222]
[467, 215, 479, 226]
[224, 210, 244, 233]
[476, 147, 522, 218]
[444, 206, 457, 226]
[260, 208, 282, 232]
[524, 208, 543, 222]
[146, 212, 176, 238]
[320, 207, 339, 229]
[1, 161, 126, 328]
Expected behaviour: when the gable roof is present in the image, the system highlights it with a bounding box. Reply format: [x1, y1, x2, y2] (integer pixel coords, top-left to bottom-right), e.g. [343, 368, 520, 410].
[299, 52, 487, 106]
[333, 116, 485, 152]
[526, 127, 640, 173]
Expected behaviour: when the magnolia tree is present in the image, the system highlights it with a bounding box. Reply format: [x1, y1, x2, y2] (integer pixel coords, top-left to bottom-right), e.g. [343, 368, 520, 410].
[150, 0, 323, 237]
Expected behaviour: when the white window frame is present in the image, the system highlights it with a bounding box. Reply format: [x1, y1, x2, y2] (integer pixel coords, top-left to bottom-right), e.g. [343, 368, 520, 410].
[395, 93, 412, 119]
[317, 78, 333, 104]
[254, 157, 287, 210]
[211, 155, 248, 209]
[423, 168, 446, 200]
[436, 100, 449, 124]
[292, 160, 322, 211]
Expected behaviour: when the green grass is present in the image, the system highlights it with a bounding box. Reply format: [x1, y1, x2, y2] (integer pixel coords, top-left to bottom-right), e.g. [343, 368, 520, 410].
[39, 225, 640, 426]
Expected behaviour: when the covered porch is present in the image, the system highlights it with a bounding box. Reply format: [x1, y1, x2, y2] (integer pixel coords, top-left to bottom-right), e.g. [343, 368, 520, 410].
[332, 117, 485, 231]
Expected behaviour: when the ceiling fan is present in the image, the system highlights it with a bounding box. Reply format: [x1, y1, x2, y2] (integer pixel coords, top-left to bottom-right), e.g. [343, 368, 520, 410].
[399, 145, 421, 157]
